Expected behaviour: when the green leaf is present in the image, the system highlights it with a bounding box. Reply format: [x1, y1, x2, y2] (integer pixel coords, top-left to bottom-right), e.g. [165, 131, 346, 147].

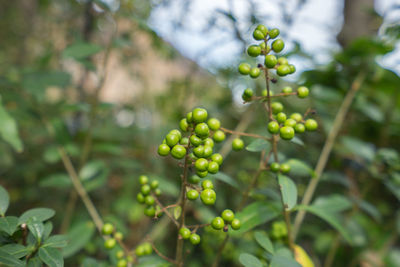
[254, 231, 274, 254]
[79, 160, 109, 192]
[27, 257, 42, 267]
[174, 206, 182, 220]
[208, 172, 239, 189]
[0, 244, 30, 258]
[340, 136, 375, 162]
[0, 250, 25, 267]
[43, 235, 68, 248]
[39, 173, 71, 188]
[19, 208, 55, 224]
[62, 42, 102, 60]
[233, 201, 280, 235]
[246, 139, 271, 152]
[62, 221, 95, 258]
[27, 218, 45, 243]
[286, 159, 314, 177]
[270, 255, 301, 267]
[43, 221, 53, 240]
[313, 195, 352, 213]
[39, 247, 64, 267]
[0, 216, 19, 235]
[0, 185, 10, 216]
[290, 136, 304, 146]
[0, 99, 23, 152]
[278, 174, 297, 211]
[239, 253, 262, 267]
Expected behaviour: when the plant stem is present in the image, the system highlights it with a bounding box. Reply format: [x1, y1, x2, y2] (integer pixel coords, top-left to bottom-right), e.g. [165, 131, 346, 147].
[211, 234, 230, 267]
[292, 72, 366, 240]
[220, 127, 271, 141]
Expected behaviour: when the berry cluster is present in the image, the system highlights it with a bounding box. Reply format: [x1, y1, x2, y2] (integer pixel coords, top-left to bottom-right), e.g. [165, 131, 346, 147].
[178, 227, 201, 245]
[135, 242, 153, 257]
[102, 223, 132, 267]
[136, 175, 163, 218]
[211, 209, 241, 231]
[187, 179, 217, 205]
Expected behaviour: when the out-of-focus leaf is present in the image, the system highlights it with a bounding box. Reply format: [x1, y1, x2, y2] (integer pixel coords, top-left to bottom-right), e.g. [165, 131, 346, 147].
[62, 42, 102, 60]
[278, 174, 297, 211]
[79, 160, 109, 192]
[174, 206, 182, 220]
[0, 185, 10, 216]
[340, 136, 375, 162]
[0, 244, 30, 258]
[290, 136, 304, 146]
[355, 198, 382, 222]
[271, 255, 302, 267]
[39, 247, 63, 267]
[313, 195, 352, 213]
[384, 181, 400, 201]
[39, 174, 71, 188]
[286, 159, 314, 177]
[62, 221, 95, 258]
[43, 235, 68, 248]
[27, 218, 44, 243]
[239, 253, 262, 267]
[254, 231, 274, 254]
[0, 216, 19, 235]
[208, 172, 239, 189]
[19, 208, 55, 224]
[0, 250, 25, 267]
[0, 99, 23, 152]
[246, 139, 271, 152]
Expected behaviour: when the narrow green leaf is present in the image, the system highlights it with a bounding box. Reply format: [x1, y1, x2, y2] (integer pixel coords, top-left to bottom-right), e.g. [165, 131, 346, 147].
[313, 195, 352, 213]
[208, 172, 239, 189]
[174, 206, 182, 220]
[286, 159, 314, 177]
[62, 221, 95, 258]
[0, 250, 25, 267]
[27, 257, 42, 267]
[27, 218, 44, 243]
[254, 231, 274, 254]
[290, 136, 304, 146]
[0, 216, 19, 235]
[39, 247, 64, 267]
[0, 244, 30, 258]
[19, 208, 55, 224]
[62, 42, 102, 60]
[246, 139, 271, 152]
[278, 174, 297, 211]
[43, 235, 68, 248]
[39, 174, 71, 188]
[0, 185, 9, 216]
[239, 253, 262, 267]
[0, 100, 23, 152]
[270, 255, 301, 267]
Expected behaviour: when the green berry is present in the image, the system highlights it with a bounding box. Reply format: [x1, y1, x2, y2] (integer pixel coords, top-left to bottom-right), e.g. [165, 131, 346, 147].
[117, 259, 127, 267]
[203, 145, 213, 158]
[262, 89, 274, 97]
[141, 184, 151, 195]
[145, 195, 155, 206]
[211, 217, 225, 230]
[269, 28, 280, 39]
[154, 188, 161, 196]
[166, 133, 180, 147]
[280, 126, 295, 140]
[139, 175, 148, 185]
[114, 232, 123, 240]
[193, 145, 204, 158]
[271, 102, 284, 114]
[282, 86, 293, 94]
[265, 55, 277, 68]
[150, 180, 159, 189]
[195, 158, 209, 172]
[195, 123, 210, 138]
[270, 162, 280, 172]
[192, 108, 208, 123]
[297, 86, 309, 98]
[238, 63, 251, 75]
[207, 118, 221, 131]
[190, 233, 201, 245]
[190, 135, 202, 146]
[200, 189, 216, 205]
[213, 130, 226, 142]
[104, 238, 116, 249]
[253, 29, 265, 40]
[268, 121, 280, 134]
[211, 153, 223, 165]
[221, 209, 235, 223]
[179, 227, 191, 239]
[136, 245, 145, 256]
[284, 118, 297, 127]
[203, 138, 214, 147]
[158, 144, 170, 156]
[272, 39, 284, 53]
[202, 179, 214, 190]
[276, 64, 291, 76]
[247, 45, 261, 57]
[290, 113, 303, 122]
[232, 138, 244, 151]
[288, 64, 296, 74]
[187, 112, 193, 123]
[142, 242, 152, 254]
[256, 24, 268, 36]
[188, 175, 201, 184]
[249, 67, 261, 78]
[280, 163, 291, 173]
[180, 137, 189, 145]
[171, 145, 186, 159]
[242, 88, 254, 101]
[102, 223, 114, 235]
[144, 206, 156, 217]
[137, 193, 145, 203]
[305, 119, 318, 131]
[187, 189, 199, 200]
[180, 118, 189, 132]
[169, 129, 182, 140]
[196, 170, 208, 178]
[277, 57, 288, 65]
[116, 250, 124, 259]
[208, 161, 219, 174]
[294, 123, 305, 133]
[276, 112, 287, 123]
[231, 219, 241, 230]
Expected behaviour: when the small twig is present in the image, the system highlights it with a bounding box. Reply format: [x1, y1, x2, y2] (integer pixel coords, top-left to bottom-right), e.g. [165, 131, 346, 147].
[152, 195, 179, 228]
[211, 234, 230, 267]
[186, 223, 211, 230]
[249, 92, 298, 102]
[150, 241, 177, 264]
[220, 127, 271, 141]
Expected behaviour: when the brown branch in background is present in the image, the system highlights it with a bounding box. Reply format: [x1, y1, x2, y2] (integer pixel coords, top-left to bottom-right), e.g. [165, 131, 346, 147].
[150, 241, 177, 265]
[153, 195, 179, 228]
[220, 127, 271, 141]
[211, 234, 230, 267]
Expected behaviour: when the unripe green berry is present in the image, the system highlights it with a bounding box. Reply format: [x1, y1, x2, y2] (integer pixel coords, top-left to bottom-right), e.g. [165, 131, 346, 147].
[142, 242, 152, 255]
[116, 250, 124, 259]
[150, 180, 159, 189]
[158, 144, 170, 156]
[284, 118, 297, 127]
[192, 108, 208, 123]
[188, 175, 201, 184]
[202, 179, 214, 190]
[180, 138, 188, 146]
[282, 86, 293, 94]
[280, 163, 291, 173]
[196, 170, 208, 178]
[265, 55, 278, 68]
[271, 102, 284, 114]
[249, 67, 261, 78]
[305, 119, 318, 131]
[117, 259, 127, 267]
[211, 217, 225, 230]
[290, 113, 303, 122]
[165, 133, 180, 147]
[276, 112, 287, 123]
[104, 238, 116, 250]
[231, 219, 241, 230]
[238, 63, 251, 75]
[288, 64, 296, 74]
[200, 189, 216, 205]
[154, 188, 162, 196]
[256, 24, 268, 36]
[145, 195, 155, 206]
[190, 233, 201, 245]
[270, 162, 280, 172]
[276, 64, 291, 76]
[114, 232, 123, 240]
[180, 118, 189, 132]
[272, 39, 284, 53]
[169, 129, 182, 140]
[294, 123, 305, 133]
[187, 112, 193, 123]
[297, 86, 309, 98]
[247, 45, 261, 57]
[144, 206, 156, 217]
[213, 130, 226, 142]
[137, 193, 145, 203]
[195, 158, 209, 172]
[195, 123, 210, 138]
[211, 153, 223, 166]
[280, 126, 295, 140]
[139, 175, 148, 185]
[141, 184, 151, 195]
[102, 223, 114, 235]
[187, 189, 199, 200]
[193, 145, 204, 158]
[179, 227, 191, 239]
[190, 135, 202, 146]
[268, 121, 280, 134]
[221, 209, 235, 223]
[269, 28, 280, 39]
[203, 145, 213, 158]
[253, 29, 265, 40]
[242, 88, 254, 101]
[277, 57, 288, 65]
[171, 145, 186, 159]
[135, 245, 145, 256]
[207, 118, 221, 131]
[208, 161, 219, 174]
[203, 138, 214, 148]
[232, 138, 244, 151]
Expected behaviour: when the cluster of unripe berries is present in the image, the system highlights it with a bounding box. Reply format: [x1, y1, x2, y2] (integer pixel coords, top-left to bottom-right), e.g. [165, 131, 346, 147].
[238, 24, 295, 78]
[136, 175, 163, 218]
[102, 223, 132, 267]
[158, 108, 226, 179]
[186, 179, 217, 205]
[178, 227, 201, 245]
[211, 209, 241, 231]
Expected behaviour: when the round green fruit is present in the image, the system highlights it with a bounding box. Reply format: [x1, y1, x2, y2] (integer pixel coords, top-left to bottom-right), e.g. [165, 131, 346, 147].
[200, 189, 216, 205]
[268, 121, 280, 134]
[157, 144, 170, 156]
[282, 86, 293, 94]
[247, 45, 261, 57]
[102, 223, 114, 235]
[284, 118, 297, 127]
[196, 170, 208, 178]
[290, 113, 303, 122]
[179, 118, 189, 132]
[117, 259, 127, 267]
[165, 133, 180, 147]
[192, 108, 208, 123]
[270, 162, 280, 172]
[141, 184, 151, 195]
[253, 29, 265, 40]
[265, 55, 277, 68]
[231, 219, 241, 230]
[305, 119, 318, 131]
[139, 175, 148, 185]
[211, 217, 225, 230]
[249, 67, 261, 78]
[213, 130, 226, 142]
[190, 233, 201, 245]
[256, 24, 268, 36]
[280, 163, 291, 173]
[202, 179, 214, 190]
[195, 123, 210, 138]
[171, 145, 186, 159]
[276, 112, 287, 123]
[271, 102, 284, 114]
[144, 206, 156, 217]
[187, 189, 199, 200]
[188, 175, 201, 184]
[297, 86, 309, 98]
[137, 193, 145, 203]
[279, 126, 295, 140]
[238, 63, 251, 75]
[242, 88, 254, 101]
[211, 153, 223, 165]
[269, 28, 280, 39]
[203, 145, 213, 158]
[104, 238, 116, 250]
[232, 138, 244, 151]
[207, 118, 221, 131]
[193, 145, 204, 158]
[221, 209, 235, 223]
[272, 39, 284, 52]
[195, 158, 209, 172]
[277, 57, 288, 65]
[208, 161, 219, 174]
[294, 123, 305, 133]
[276, 64, 291, 76]
[190, 135, 202, 146]
[179, 227, 191, 239]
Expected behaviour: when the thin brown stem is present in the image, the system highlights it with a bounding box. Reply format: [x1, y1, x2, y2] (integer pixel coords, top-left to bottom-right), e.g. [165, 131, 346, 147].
[220, 127, 271, 141]
[211, 234, 230, 267]
[292, 72, 366, 240]
[323, 234, 340, 267]
[153, 195, 179, 228]
[150, 241, 177, 264]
